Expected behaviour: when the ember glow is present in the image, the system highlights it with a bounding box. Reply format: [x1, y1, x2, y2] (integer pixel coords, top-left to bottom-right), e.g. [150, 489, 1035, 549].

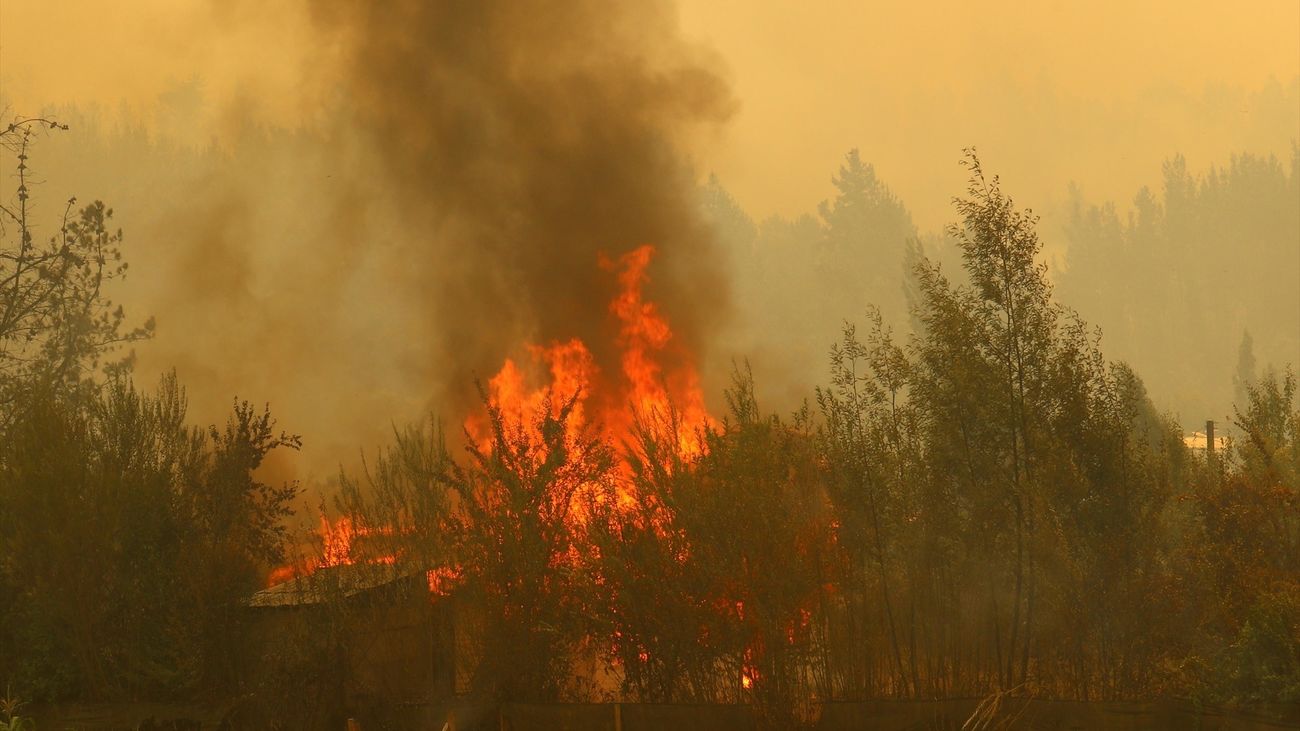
[267, 516, 396, 587]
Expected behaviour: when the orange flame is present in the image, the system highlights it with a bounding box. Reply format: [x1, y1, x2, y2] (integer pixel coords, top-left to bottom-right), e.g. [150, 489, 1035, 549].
[603, 245, 711, 458]
[266, 515, 396, 587]
[271, 245, 711, 593]
[320, 515, 357, 567]
[741, 647, 758, 690]
[426, 565, 462, 597]
[467, 338, 597, 446]
[470, 244, 713, 461]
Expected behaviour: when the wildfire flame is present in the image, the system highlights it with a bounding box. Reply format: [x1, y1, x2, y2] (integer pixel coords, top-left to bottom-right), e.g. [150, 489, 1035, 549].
[266, 516, 392, 586]
[264, 245, 757, 688]
[320, 515, 363, 567]
[269, 244, 713, 590]
[469, 244, 712, 460]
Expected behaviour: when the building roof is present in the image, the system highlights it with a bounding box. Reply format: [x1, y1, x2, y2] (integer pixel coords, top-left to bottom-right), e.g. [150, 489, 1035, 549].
[246, 562, 414, 608]
[1182, 431, 1231, 452]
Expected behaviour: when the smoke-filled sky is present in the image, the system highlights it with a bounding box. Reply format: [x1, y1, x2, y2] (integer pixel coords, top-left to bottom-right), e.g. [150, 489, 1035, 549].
[5, 1, 1296, 228]
[677, 1, 1299, 227]
[1, 1, 1297, 484]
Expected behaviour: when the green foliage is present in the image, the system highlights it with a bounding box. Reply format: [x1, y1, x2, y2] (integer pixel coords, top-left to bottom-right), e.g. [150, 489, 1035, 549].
[817, 312, 923, 697]
[335, 419, 453, 568]
[0, 374, 301, 700]
[1177, 369, 1300, 705]
[330, 150, 1300, 715]
[1, 128, 1287, 718]
[799, 149, 1185, 700]
[0, 687, 33, 731]
[0, 118, 299, 701]
[0, 118, 153, 430]
[1217, 589, 1300, 705]
[1231, 369, 1299, 491]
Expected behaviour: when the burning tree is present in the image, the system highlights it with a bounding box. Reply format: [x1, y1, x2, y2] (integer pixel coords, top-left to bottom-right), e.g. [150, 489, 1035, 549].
[323, 244, 838, 723]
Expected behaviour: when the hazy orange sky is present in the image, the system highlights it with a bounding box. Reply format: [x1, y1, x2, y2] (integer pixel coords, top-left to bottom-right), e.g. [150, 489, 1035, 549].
[1, 1, 1296, 483]
[676, 1, 1299, 226]
[3, 1, 1296, 229]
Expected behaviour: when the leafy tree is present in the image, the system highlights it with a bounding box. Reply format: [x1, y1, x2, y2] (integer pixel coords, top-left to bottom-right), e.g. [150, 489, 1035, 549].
[0, 117, 153, 430]
[0, 116, 299, 702]
[704, 151, 919, 402]
[817, 312, 922, 697]
[817, 150, 917, 328]
[586, 368, 831, 726]
[0, 374, 300, 699]
[805, 150, 1186, 700]
[1178, 369, 1300, 705]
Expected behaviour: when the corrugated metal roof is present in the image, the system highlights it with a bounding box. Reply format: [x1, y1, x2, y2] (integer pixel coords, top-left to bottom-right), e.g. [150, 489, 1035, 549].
[246, 562, 414, 608]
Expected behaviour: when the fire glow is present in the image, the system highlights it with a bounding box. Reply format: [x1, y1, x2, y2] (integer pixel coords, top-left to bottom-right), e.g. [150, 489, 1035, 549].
[468, 244, 712, 463]
[265, 516, 391, 587]
[262, 244, 762, 691]
[272, 244, 714, 583]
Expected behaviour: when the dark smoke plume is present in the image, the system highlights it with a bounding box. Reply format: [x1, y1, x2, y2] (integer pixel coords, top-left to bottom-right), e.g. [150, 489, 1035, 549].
[307, 0, 735, 417]
[16, 1, 735, 484]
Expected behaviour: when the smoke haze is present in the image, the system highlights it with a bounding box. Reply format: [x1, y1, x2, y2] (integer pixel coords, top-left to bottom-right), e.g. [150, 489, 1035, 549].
[1, 0, 1296, 481]
[304, 0, 733, 417]
[1, 1, 736, 483]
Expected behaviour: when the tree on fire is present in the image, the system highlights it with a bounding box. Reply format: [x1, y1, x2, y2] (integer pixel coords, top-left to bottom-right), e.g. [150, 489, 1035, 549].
[335, 387, 623, 702]
[590, 369, 831, 720]
[449, 389, 620, 700]
[336, 150, 1297, 717]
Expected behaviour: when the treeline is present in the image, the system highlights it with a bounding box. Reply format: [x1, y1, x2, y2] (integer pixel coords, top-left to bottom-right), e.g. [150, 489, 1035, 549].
[14, 104, 1297, 432]
[334, 152, 1299, 722]
[1058, 148, 1300, 425]
[704, 149, 922, 393]
[1, 116, 1296, 723]
[707, 146, 1300, 430]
